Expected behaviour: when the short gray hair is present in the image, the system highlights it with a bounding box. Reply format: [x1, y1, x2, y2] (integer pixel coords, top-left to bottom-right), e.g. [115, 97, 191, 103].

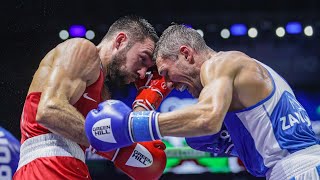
[153, 24, 208, 61]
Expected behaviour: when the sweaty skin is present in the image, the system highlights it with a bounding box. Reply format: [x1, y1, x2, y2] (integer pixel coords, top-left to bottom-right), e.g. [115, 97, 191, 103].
[30, 38, 103, 147]
[30, 35, 155, 147]
[157, 51, 273, 137]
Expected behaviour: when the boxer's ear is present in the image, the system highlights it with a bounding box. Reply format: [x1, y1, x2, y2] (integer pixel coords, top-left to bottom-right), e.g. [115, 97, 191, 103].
[114, 32, 127, 49]
[179, 45, 194, 64]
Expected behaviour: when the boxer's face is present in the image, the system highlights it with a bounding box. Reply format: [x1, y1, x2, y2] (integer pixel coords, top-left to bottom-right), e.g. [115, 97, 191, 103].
[109, 38, 155, 87]
[156, 55, 202, 98]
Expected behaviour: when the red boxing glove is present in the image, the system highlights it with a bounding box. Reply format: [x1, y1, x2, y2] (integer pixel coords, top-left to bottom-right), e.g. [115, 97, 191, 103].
[90, 140, 166, 180]
[134, 66, 172, 111]
[89, 146, 118, 161]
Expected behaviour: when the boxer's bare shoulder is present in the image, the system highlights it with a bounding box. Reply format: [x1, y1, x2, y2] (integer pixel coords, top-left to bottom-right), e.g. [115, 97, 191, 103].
[199, 50, 273, 110]
[28, 38, 101, 95]
[200, 51, 245, 86]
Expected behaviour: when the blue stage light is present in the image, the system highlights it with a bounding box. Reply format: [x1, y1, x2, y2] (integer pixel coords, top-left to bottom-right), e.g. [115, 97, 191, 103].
[69, 25, 86, 37]
[183, 24, 193, 28]
[230, 24, 247, 36]
[286, 22, 302, 34]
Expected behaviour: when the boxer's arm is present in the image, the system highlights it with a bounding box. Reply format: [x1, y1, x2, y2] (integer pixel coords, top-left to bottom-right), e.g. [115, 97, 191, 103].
[36, 38, 100, 146]
[133, 106, 148, 111]
[158, 57, 241, 137]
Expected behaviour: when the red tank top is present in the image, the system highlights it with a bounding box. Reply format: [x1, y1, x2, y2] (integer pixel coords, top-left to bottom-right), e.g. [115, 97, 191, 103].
[20, 70, 105, 144]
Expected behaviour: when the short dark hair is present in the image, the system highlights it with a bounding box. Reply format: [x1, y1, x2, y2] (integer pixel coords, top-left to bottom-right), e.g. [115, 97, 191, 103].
[102, 15, 158, 45]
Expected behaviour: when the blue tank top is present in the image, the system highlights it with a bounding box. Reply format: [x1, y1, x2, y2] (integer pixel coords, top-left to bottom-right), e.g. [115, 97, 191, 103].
[224, 61, 319, 177]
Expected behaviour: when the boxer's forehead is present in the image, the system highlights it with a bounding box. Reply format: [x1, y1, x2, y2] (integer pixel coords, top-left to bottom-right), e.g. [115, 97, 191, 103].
[155, 57, 165, 73]
[129, 39, 155, 68]
[156, 57, 174, 76]
[132, 38, 155, 57]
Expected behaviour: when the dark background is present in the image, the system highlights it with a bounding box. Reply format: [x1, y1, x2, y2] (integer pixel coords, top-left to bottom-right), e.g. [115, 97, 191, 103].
[1, 0, 319, 179]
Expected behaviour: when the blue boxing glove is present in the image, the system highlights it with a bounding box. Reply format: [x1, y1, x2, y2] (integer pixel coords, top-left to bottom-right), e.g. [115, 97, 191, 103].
[185, 124, 237, 157]
[85, 100, 161, 152]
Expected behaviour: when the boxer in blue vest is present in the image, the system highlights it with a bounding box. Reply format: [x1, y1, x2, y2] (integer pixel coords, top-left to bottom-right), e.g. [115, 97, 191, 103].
[85, 25, 320, 180]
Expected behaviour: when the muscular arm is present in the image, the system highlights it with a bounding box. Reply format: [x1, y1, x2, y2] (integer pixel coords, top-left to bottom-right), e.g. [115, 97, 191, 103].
[36, 38, 100, 147]
[158, 56, 241, 137]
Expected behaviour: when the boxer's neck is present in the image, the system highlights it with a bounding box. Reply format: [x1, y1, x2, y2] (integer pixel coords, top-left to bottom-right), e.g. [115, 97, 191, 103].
[97, 42, 113, 75]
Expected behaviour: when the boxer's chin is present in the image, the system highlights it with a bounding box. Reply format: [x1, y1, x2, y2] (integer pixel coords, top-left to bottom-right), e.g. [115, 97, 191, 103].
[188, 87, 200, 98]
[125, 74, 137, 84]
[191, 91, 199, 98]
[108, 70, 127, 88]
[193, 91, 200, 98]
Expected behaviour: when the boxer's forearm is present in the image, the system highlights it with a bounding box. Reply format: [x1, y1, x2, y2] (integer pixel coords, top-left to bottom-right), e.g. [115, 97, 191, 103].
[158, 103, 223, 137]
[133, 106, 147, 112]
[36, 101, 90, 146]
